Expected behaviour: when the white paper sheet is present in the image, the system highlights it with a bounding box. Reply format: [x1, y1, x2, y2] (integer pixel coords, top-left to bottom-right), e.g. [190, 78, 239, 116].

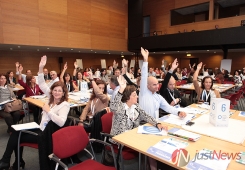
[182, 114, 245, 144]
[137, 126, 167, 136]
[12, 122, 40, 131]
[159, 113, 195, 126]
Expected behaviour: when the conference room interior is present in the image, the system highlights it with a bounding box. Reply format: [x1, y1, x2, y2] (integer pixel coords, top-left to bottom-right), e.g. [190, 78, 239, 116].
[0, 0, 245, 170]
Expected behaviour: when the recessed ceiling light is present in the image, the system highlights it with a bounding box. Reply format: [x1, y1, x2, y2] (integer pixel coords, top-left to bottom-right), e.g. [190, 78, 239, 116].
[79, 51, 80, 53]
[18, 46, 20, 48]
[107, 51, 109, 52]
[153, 52, 155, 53]
[60, 50, 62, 52]
[47, 48, 49, 49]
[95, 52, 96, 53]
[108, 53, 110, 54]
[91, 50, 93, 51]
[121, 55, 124, 58]
[71, 49, 73, 50]
[163, 53, 165, 54]
[37, 49, 39, 51]
[186, 52, 188, 53]
[187, 54, 191, 56]
[207, 50, 209, 51]
[214, 51, 216, 53]
[121, 52, 123, 53]
[177, 51, 179, 52]
[10, 48, 13, 50]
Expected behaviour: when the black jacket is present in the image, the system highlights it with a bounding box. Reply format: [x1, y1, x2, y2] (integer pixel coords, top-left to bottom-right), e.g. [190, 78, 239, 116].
[159, 71, 187, 107]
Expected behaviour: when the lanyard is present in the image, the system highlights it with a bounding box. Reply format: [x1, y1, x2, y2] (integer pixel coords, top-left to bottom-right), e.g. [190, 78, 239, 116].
[66, 83, 70, 91]
[168, 89, 176, 104]
[30, 86, 36, 95]
[202, 90, 210, 102]
[91, 98, 98, 115]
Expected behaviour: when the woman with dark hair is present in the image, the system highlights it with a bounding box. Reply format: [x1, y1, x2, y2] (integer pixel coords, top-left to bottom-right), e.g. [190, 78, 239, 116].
[79, 79, 109, 122]
[0, 73, 21, 134]
[18, 65, 43, 123]
[60, 62, 78, 92]
[6, 71, 16, 86]
[110, 75, 167, 170]
[193, 62, 220, 104]
[73, 62, 91, 91]
[0, 55, 70, 170]
[234, 70, 242, 88]
[100, 68, 109, 83]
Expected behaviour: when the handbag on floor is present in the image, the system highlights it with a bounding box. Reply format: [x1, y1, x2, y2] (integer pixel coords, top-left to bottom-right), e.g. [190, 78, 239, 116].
[4, 99, 23, 113]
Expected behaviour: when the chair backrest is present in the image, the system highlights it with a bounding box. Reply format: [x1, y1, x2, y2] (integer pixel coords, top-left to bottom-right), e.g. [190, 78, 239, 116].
[101, 112, 113, 133]
[52, 126, 88, 159]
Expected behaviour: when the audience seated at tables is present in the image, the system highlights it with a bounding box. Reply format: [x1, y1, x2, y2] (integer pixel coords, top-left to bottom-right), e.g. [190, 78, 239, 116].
[187, 71, 194, 83]
[159, 59, 187, 108]
[47, 71, 59, 88]
[59, 62, 78, 92]
[0, 73, 22, 134]
[43, 68, 51, 81]
[155, 67, 160, 78]
[15, 62, 32, 83]
[18, 65, 43, 124]
[6, 71, 16, 87]
[222, 69, 229, 79]
[110, 75, 167, 170]
[0, 55, 70, 170]
[148, 67, 156, 77]
[100, 68, 109, 83]
[73, 62, 91, 90]
[234, 70, 243, 88]
[79, 80, 109, 123]
[193, 62, 220, 104]
[94, 68, 101, 78]
[175, 67, 182, 80]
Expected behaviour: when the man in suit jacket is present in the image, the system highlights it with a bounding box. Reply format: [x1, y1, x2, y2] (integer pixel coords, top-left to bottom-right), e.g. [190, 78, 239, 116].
[43, 68, 51, 81]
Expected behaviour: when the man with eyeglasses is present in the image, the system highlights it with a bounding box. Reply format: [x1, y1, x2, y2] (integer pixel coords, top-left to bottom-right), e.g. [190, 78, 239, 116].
[47, 71, 59, 88]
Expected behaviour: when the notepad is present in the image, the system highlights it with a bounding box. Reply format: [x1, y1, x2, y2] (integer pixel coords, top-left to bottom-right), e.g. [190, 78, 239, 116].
[30, 95, 46, 99]
[159, 113, 195, 126]
[0, 99, 14, 105]
[238, 111, 245, 117]
[168, 128, 201, 141]
[137, 126, 167, 136]
[12, 122, 40, 131]
[186, 149, 231, 170]
[147, 138, 188, 161]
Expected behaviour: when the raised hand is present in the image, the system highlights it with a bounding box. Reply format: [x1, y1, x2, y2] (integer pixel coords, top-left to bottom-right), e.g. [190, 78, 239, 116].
[121, 67, 126, 75]
[15, 62, 20, 68]
[162, 59, 165, 65]
[203, 64, 206, 67]
[64, 62, 68, 70]
[74, 61, 78, 69]
[197, 62, 203, 70]
[122, 59, 127, 67]
[117, 75, 127, 90]
[141, 47, 149, 62]
[171, 58, 179, 71]
[39, 55, 47, 68]
[18, 65, 23, 73]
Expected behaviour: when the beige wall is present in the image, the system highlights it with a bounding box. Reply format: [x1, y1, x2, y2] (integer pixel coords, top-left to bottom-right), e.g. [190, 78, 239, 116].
[0, 0, 128, 51]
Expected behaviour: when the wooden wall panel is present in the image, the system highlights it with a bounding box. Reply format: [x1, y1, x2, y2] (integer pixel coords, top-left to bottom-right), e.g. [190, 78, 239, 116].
[175, 0, 209, 9]
[0, 0, 127, 52]
[39, 28, 68, 47]
[39, 11, 67, 31]
[68, 32, 91, 48]
[2, 24, 39, 45]
[91, 6, 110, 23]
[109, 38, 127, 51]
[1, 2, 39, 27]
[91, 35, 110, 50]
[38, 0, 67, 15]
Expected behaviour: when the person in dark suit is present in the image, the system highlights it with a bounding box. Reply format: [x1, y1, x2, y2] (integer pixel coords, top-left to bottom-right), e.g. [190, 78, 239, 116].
[43, 68, 51, 81]
[159, 59, 187, 108]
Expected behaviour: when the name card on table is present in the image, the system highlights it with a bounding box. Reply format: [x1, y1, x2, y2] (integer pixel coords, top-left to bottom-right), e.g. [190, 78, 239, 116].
[209, 98, 230, 127]
[80, 82, 88, 93]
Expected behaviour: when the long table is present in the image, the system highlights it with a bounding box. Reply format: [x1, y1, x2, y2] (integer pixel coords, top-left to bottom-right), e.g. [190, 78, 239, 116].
[112, 105, 245, 170]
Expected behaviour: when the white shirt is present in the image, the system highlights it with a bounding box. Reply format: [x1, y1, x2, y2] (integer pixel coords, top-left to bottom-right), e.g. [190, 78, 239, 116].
[107, 84, 120, 103]
[139, 62, 178, 120]
[38, 73, 70, 131]
[16, 71, 27, 83]
[95, 71, 101, 78]
[47, 77, 59, 88]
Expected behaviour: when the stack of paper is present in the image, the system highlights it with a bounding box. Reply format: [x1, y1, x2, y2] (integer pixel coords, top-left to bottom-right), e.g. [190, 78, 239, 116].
[12, 122, 40, 131]
[168, 128, 201, 141]
[186, 149, 231, 170]
[177, 107, 207, 115]
[30, 95, 46, 99]
[159, 113, 195, 126]
[147, 138, 188, 161]
[137, 126, 167, 136]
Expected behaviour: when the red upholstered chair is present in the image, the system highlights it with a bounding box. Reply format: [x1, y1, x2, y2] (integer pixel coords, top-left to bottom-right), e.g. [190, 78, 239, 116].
[17, 130, 38, 170]
[49, 126, 117, 170]
[100, 112, 138, 170]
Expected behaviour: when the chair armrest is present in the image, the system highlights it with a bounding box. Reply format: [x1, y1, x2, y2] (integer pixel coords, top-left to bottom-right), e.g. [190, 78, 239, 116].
[89, 138, 117, 170]
[48, 153, 68, 170]
[21, 130, 38, 136]
[100, 132, 114, 138]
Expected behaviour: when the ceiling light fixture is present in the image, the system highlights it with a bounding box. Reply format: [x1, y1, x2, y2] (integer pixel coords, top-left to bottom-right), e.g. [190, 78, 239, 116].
[47, 48, 49, 49]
